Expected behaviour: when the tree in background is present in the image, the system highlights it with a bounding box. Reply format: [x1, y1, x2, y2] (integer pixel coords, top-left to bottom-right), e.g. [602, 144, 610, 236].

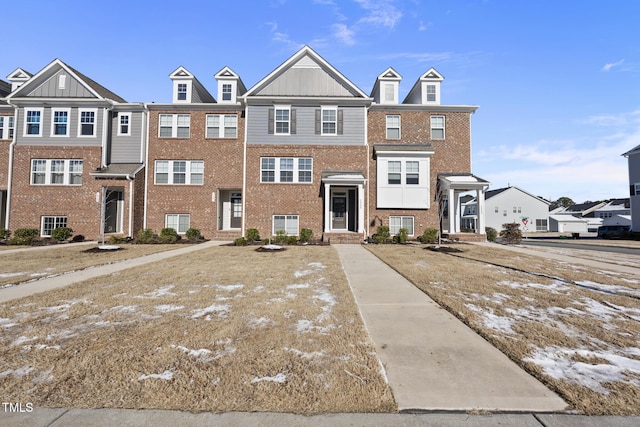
[549, 196, 575, 210]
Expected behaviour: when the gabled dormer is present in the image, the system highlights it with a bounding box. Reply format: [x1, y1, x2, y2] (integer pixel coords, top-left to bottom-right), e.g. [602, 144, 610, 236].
[371, 67, 402, 105]
[404, 68, 444, 105]
[6, 68, 33, 92]
[169, 66, 215, 104]
[214, 67, 246, 104]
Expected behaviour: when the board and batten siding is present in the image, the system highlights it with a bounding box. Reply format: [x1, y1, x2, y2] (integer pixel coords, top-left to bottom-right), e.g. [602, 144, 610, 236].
[27, 69, 96, 99]
[246, 105, 366, 146]
[110, 111, 144, 163]
[15, 106, 104, 147]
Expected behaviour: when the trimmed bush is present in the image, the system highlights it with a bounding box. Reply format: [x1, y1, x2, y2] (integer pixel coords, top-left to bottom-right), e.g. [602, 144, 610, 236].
[273, 229, 287, 244]
[135, 228, 156, 244]
[9, 228, 39, 245]
[299, 228, 313, 243]
[0, 229, 11, 240]
[245, 228, 261, 242]
[286, 235, 298, 245]
[51, 227, 73, 241]
[393, 227, 409, 244]
[234, 237, 248, 246]
[158, 228, 179, 243]
[107, 235, 128, 244]
[374, 225, 390, 244]
[500, 223, 522, 245]
[420, 228, 439, 244]
[485, 227, 498, 242]
[185, 228, 202, 241]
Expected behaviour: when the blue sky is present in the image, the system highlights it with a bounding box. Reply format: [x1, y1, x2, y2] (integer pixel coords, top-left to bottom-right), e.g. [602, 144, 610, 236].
[4, 0, 639, 203]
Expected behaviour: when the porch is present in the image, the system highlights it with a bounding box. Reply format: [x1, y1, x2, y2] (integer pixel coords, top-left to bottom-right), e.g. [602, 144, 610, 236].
[321, 171, 366, 244]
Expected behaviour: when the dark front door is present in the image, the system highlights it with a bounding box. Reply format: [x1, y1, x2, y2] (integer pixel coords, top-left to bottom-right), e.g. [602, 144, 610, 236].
[230, 193, 242, 229]
[103, 188, 124, 233]
[332, 196, 347, 230]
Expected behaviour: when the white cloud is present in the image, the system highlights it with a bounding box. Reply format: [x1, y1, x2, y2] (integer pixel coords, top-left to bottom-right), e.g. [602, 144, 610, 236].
[331, 23, 356, 45]
[355, 0, 403, 29]
[602, 59, 624, 72]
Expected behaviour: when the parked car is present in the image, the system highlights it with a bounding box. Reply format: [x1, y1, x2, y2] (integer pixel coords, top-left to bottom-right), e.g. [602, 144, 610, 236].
[597, 225, 631, 239]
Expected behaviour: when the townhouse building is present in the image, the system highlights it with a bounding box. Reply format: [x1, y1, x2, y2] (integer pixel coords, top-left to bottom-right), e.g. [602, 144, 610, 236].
[1, 46, 488, 243]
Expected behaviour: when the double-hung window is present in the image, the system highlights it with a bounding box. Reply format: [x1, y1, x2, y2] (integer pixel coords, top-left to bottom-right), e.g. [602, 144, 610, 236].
[426, 85, 437, 102]
[222, 84, 232, 101]
[386, 115, 400, 139]
[206, 114, 237, 138]
[166, 214, 190, 233]
[377, 152, 430, 209]
[387, 161, 401, 184]
[25, 109, 43, 136]
[273, 215, 299, 236]
[177, 83, 188, 101]
[0, 116, 14, 139]
[389, 216, 414, 236]
[275, 107, 290, 134]
[322, 107, 337, 135]
[118, 113, 131, 136]
[406, 161, 419, 185]
[159, 114, 190, 138]
[260, 157, 313, 183]
[79, 109, 97, 137]
[430, 115, 445, 139]
[52, 109, 69, 136]
[154, 160, 203, 185]
[31, 159, 83, 185]
[41, 216, 67, 237]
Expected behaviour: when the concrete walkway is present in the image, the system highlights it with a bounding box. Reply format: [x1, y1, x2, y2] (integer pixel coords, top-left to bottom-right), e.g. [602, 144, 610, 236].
[333, 244, 567, 412]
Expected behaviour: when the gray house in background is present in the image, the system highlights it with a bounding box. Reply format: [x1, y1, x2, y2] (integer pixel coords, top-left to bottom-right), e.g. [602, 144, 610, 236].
[461, 186, 550, 232]
[623, 144, 640, 232]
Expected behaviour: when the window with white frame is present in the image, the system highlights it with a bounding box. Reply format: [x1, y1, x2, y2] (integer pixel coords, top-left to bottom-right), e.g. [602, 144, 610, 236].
[377, 154, 430, 209]
[118, 113, 131, 136]
[31, 159, 83, 185]
[177, 83, 188, 101]
[51, 109, 69, 136]
[222, 84, 232, 101]
[260, 157, 312, 183]
[536, 219, 548, 231]
[41, 216, 67, 237]
[273, 214, 299, 236]
[25, 109, 43, 136]
[165, 214, 190, 233]
[322, 107, 337, 135]
[206, 114, 237, 138]
[386, 115, 400, 139]
[79, 109, 96, 136]
[0, 116, 15, 139]
[388, 160, 401, 184]
[386, 160, 420, 185]
[159, 114, 190, 138]
[430, 115, 445, 139]
[155, 160, 203, 185]
[275, 107, 290, 134]
[389, 216, 414, 236]
[426, 85, 437, 102]
[384, 83, 395, 103]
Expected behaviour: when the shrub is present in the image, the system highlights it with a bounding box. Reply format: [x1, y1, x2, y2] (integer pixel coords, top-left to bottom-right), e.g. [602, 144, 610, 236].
[245, 228, 261, 242]
[499, 223, 522, 245]
[72, 234, 85, 242]
[10, 228, 39, 245]
[135, 228, 156, 244]
[51, 227, 73, 241]
[420, 228, 439, 244]
[0, 229, 11, 240]
[107, 235, 128, 244]
[393, 227, 409, 244]
[485, 227, 498, 242]
[273, 229, 287, 244]
[374, 225, 390, 244]
[299, 228, 313, 243]
[234, 237, 248, 246]
[185, 228, 201, 241]
[286, 235, 298, 245]
[158, 228, 179, 243]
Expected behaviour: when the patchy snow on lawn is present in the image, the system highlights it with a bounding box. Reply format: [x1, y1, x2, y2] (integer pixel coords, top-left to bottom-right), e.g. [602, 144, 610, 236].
[294, 262, 325, 278]
[285, 347, 325, 359]
[496, 280, 571, 293]
[154, 304, 184, 313]
[251, 372, 287, 384]
[575, 281, 640, 298]
[465, 304, 515, 334]
[138, 370, 173, 381]
[191, 304, 230, 320]
[248, 316, 275, 329]
[134, 285, 176, 299]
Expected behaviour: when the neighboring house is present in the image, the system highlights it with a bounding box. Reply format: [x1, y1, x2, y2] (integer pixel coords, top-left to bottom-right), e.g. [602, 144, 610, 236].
[461, 186, 550, 232]
[2, 46, 487, 242]
[2, 59, 146, 238]
[623, 144, 640, 232]
[548, 214, 589, 234]
[554, 201, 606, 232]
[594, 198, 630, 219]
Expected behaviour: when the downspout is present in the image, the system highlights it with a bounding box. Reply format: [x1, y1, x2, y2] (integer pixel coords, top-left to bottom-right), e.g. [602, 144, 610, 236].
[4, 103, 17, 229]
[142, 103, 150, 229]
[128, 176, 134, 237]
[365, 105, 370, 240]
[241, 102, 248, 238]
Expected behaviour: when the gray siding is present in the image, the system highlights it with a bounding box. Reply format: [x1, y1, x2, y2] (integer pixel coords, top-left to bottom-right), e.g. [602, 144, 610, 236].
[257, 68, 358, 97]
[110, 111, 144, 163]
[247, 105, 365, 146]
[629, 154, 640, 185]
[27, 69, 96, 98]
[15, 106, 104, 147]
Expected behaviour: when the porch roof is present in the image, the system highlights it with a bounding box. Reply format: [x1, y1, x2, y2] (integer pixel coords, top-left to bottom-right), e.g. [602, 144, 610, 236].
[90, 163, 144, 179]
[373, 143, 434, 155]
[321, 170, 366, 184]
[438, 173, 490, 190]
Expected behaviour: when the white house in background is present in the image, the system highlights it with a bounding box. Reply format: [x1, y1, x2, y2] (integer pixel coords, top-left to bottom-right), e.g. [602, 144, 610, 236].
[548, 214, 589, 234]
[623, 144, 640, 232]
[553, 201, 606, 232]
[461, 186, 550, 232]
[594, 199, 631, 227]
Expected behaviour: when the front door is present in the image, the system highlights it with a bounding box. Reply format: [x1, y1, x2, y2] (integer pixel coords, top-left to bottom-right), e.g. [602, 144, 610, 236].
[103, 188, 124, 234]
[332, 195, 347, 230]
[230, 193, 242, 229]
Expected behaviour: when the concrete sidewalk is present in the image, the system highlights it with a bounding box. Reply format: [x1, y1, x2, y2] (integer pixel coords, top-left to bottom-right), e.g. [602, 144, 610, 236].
[333, 244, 567, 413]
[0, 240, 228, 303]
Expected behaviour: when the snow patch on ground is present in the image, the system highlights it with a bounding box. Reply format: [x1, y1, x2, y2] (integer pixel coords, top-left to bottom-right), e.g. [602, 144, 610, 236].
[138, 370, 173, 381]
[134, 285, 176, 299]
[285, 347, 325, 359]
[154, 304, 184, 313]
[251, 373, 286, 384]
[466, 304, 515, 334]
[191, 304, 230, 320]
[248, 317, 275, 329]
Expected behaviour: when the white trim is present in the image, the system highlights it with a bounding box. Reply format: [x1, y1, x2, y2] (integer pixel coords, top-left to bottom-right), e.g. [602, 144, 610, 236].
[50, 108, 71, 137]
[205, 113, 238, 138]
[154, 160, 204, 185]
[173, 80, 192, 103]
[31, 159, 83, 186]
[41, 215, 68, 237]
[389, 215, 415, 236]
[23, 107, 44, 137]
[158, 113, 190, 138]
[430, 115, 445, 140]
[272, 214, 299, 236]
[165, 213, 190, 234]
[117, 112, 132, 136]
[321, 105, 337, 136]
[274, 105, 291, 135]
[260, 157, 312, 184]
[385, 114, 401, 139]
[77, 108, 98, 138]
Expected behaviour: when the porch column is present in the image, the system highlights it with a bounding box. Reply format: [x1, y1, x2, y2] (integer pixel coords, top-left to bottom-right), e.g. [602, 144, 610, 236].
[454, 190, 461, 233]
[477, 187, 486, 234]
[448, 187, 456, 233]
[324, 184, 331, 233]
[357, 183, 364, 233]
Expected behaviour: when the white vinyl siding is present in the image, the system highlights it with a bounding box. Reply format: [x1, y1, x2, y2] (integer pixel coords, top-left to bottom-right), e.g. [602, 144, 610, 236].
[273, 215, 299, 236]
[41, 216, 67, 237]
[31, 159, 83, 185]
[154, 160, 203, 185]
[159, 114, 190, 138]
[260, 157, 312, 183]
[390, 216, 414, 236]
[377, 155, 430, 209]
[165, 214, 190, 233]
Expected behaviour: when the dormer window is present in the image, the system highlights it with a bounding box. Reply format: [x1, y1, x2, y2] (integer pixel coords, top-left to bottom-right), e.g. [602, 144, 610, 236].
[222, 84, 232, 101]
[177, 83, 187, 101]
[384, 83, 395, 103]
[426, 85, 436, 102]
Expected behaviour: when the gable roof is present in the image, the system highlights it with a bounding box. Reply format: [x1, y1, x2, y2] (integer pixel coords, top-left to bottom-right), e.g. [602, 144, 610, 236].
[7, 59, 126, 103]
[169, 66, 215, 103]
[484, 186, 550, 204]
[214, 66, 247, 94]
[369, 67, 402, 98]
[0, 79, 10, 97]
[622, 144, 640, 157]
[244, 45, 369, 99]
[403, 67, 444, 104]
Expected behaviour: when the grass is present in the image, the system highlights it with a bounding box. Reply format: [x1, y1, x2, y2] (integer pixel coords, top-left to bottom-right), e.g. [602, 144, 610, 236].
[366, 243, 640, 415]
[0, 246, 395, 414]
[0, 243, 180, 288]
